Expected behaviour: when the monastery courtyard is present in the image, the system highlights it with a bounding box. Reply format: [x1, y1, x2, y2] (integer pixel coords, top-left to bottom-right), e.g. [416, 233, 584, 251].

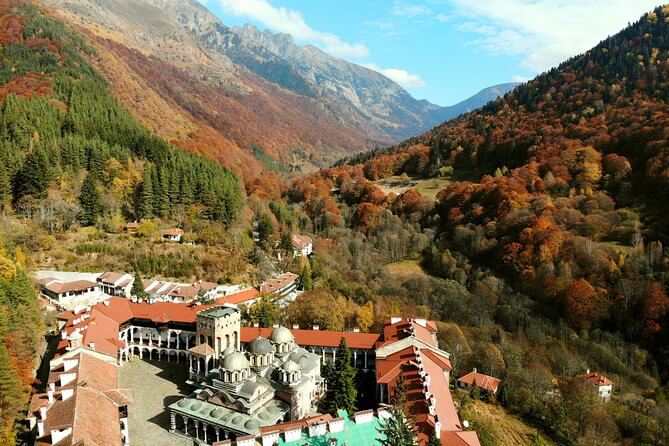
[118, 359, 192, 446]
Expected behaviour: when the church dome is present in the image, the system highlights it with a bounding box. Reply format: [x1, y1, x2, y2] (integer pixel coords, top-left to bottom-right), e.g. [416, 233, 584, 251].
[221, 346, 235, 357]
[281, 360, 301, 372]
[248, 337, 273, 355]
[221, 351, 249, 371]
[269, 326, 294, 344]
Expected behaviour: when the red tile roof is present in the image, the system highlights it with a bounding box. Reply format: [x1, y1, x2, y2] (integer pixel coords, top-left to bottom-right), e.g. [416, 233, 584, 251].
[440, 431, 481, 446]
[259, 413, 332, 435]
[219, 288, 259, 305]
[189, 343, 216, 356]
[376, 318, 476, 446]
[457, 370, 501, 393]
[35, 350, 125, 446]
[291, 233, 313, 250]
[38, 278, 97, 294]
[241, 326, 381, 350]
[163, 228, 184, 236]
[381, 318, 437, 347]
[580, 371, 613, 387]
[259, 273, 299, 294]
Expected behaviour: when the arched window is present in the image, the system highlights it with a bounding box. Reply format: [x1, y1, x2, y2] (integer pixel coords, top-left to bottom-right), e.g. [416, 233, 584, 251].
[225, 334, 230, 349]
[233, 331, 238, 349]
[199, 334, 205, 345]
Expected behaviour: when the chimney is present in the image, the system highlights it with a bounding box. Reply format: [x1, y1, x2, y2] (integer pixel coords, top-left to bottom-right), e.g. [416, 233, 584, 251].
[312, 325, 319, 331]
[39, 406, 47, 420]
[292, 324, 300, 329]
[47, 389, 54, 404]
[88, 342, 95, 350]
[353, 327, 360, 333]
[586, 368, 590, 374]
[473, 367, 477, 373]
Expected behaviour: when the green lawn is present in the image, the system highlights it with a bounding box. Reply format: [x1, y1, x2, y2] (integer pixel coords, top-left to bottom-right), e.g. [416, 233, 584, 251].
[374, 174, 450, 201]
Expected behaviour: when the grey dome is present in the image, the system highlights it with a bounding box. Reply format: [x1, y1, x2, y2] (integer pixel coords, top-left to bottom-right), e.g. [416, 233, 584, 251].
[245, 420, 260, 430]
[221, 346, 235, 357]
[282, 360, 301, 372]
[248, 337, 273, 355]
[221, 351, 249, 371]
[269, 326, 294, 344]
[177, 399, 189, 408]
[210, 409, 223, 418]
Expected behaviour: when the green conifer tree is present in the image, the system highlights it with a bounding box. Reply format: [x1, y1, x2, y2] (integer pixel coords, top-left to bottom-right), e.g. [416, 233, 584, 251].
[131, 270, 147, 299]
[427, 430, 441, 446]
[377, 379, 417, 446]
[0, 162, 10, 209]
[325, 338, 357, 415]
[78, 173, 101, 226]
[13, 148, 50, 200]
[137, 168, 154, 220]
[299, 264, 313, 291]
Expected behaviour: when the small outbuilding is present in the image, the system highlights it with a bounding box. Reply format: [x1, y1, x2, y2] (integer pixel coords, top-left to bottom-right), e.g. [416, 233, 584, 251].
[163, 228, 184, 242]
[457, 368, 501, 395]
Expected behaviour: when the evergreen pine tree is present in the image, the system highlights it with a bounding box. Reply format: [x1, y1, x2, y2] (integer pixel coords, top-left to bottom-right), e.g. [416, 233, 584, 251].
[131, 270, 147, 299]
[137, 168, 154, 219]
[13, 148, 50, 200]
[427, 430, 441, 446]
[377, 379, 417, 446]
[325, 338, 357, 415]
[78, 173, 101, 226]
[299, 264, 313, 291]
[0, 162, 10, 209]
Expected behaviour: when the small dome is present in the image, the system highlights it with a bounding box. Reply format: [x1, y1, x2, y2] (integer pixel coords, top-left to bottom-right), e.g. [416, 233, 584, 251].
[282, 360, 301, 372]
[177, 399, 190, 408]
[248, 337, 273, 355]
[191, 402, 202, 411]
[221, 346, 235, 357]
[269, 326, 294, 344]
[221, 351, 249, 371]
[232, 415, 244, 425]
[210, 409, 223, 418]
[258, 411, 270, 421]
[245, 420, 260, 430]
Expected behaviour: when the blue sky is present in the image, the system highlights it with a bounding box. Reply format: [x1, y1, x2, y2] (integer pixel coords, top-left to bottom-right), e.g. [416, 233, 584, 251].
[202, 0, 662, 106]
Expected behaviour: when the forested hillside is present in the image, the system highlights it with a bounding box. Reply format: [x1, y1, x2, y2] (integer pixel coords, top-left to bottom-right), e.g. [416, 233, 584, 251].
[277, 6, 669, 444]
[0, 1, 245, 439]
[0, 1, 243, 224]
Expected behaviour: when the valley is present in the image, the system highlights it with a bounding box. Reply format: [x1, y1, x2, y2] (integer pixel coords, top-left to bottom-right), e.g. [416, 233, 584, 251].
[0, 1, 665, 446]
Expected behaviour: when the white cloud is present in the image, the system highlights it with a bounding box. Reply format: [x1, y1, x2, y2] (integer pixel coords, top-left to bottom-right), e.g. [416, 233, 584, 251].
[217, 0, 369, 58]
[449, 0, 662, 72]
[512, 75, 530, 83]
[364, 63, 427, 89]
[392, 1, 432, 18]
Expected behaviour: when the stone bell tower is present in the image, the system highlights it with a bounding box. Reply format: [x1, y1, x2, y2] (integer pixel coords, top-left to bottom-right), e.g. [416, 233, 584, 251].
[195, 305, 241, 356]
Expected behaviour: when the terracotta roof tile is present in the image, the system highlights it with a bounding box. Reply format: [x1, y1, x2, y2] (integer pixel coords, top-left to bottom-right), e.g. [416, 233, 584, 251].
[241, 327, 381, 350]
[457, 371, 501, 393]
[291, 234, 313, 250]
[579, 372, 613, 387]
[259, 273, 299, 294]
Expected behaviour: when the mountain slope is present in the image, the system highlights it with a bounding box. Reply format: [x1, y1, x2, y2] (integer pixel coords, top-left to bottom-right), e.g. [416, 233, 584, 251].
[0, 1, 243, 222]
[294, 5, 669, 356]
[429, 82, 520, 123]
[43, 0, 518, 171]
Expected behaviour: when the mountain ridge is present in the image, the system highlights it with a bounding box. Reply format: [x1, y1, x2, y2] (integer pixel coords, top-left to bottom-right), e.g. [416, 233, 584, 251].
[43, 0, 519, 161]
